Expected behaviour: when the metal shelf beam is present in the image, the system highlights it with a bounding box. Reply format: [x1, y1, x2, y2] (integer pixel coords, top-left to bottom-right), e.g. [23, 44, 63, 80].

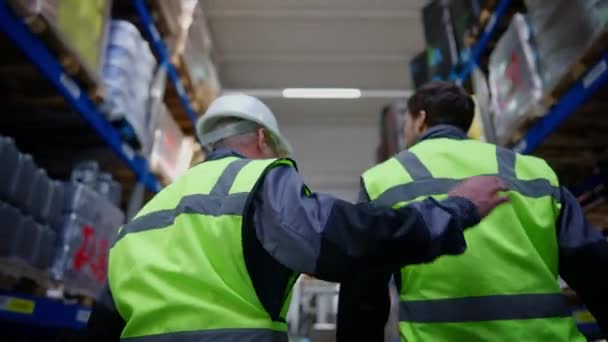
[133, 0, 200, 133]
[513, 52, 608, 154]
[0, 291, 90, 331]
[0, 2, 161, 193]
[456, 0, 512, 83]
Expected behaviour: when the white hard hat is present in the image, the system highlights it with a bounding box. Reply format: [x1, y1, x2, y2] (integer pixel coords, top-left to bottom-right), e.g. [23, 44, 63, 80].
[196, 94, 293, 157]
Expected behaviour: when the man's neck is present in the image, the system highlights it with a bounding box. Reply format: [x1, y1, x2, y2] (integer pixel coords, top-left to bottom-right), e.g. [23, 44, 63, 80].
[415, 125, 468, 145]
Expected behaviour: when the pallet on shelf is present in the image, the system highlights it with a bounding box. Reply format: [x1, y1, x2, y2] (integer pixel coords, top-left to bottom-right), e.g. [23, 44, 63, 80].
[7, 0, 106, 103]
[0, 258, 50, 296]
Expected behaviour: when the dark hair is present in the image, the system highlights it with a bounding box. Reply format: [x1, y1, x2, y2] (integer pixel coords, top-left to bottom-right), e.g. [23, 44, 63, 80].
[407, 81, 475, 132]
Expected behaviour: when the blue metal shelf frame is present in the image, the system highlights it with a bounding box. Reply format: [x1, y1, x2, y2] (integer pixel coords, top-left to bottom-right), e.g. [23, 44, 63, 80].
[0, 291, 90, 331]
[513, 52, 608, 154]
[133, 0, 200, 131]
[0, 2, 161, 193]
[456, 0, 512, 83]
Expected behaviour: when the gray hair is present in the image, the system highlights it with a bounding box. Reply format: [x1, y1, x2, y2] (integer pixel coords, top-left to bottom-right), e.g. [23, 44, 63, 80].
[207, 117, 261, 151]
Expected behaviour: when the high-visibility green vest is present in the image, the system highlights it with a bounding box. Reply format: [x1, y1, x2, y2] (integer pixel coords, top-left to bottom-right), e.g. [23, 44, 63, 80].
[362, 138, 585, 341]
[109, 156, 298, 341]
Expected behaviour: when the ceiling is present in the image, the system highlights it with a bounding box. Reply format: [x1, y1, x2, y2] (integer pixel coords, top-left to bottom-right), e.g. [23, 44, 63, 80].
[203, 0, 427, 200]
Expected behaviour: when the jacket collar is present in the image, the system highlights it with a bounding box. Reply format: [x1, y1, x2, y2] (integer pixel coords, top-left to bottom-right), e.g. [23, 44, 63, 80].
[415, 125, 468, 145]
[205, 148, 246, 161]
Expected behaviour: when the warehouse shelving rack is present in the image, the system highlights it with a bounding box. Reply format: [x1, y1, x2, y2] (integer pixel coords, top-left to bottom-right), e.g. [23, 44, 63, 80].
[454, 0, 608, 158]
[513, 52, 608, 154]
[0, 0, 203, 333]
[456, 0, 512, 82]
[132, 0, 200, 133]
[454, 1, 607, 338]
[0, 1, 162, 193]
[0, 291, 90, 333]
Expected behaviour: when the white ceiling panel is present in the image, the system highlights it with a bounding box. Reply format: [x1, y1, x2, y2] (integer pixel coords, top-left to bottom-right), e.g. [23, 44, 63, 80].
[202, 0, 425, 196]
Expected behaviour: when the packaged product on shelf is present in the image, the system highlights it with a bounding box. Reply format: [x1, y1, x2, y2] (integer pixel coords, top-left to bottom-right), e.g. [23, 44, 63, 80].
[38, 227, 57, 269]
[11, 153, 36, 210]
[471, 68, 497, 143]
[102, 20, 158, 154]
[95, 172, 122, 207]
[9, 0, 111, 86]
[48, 180, 65, 229]
[525, 0, 607, 90]
[0, 202, 22, 258]
[181, 3, 220, 109]
[152, 0, 197, 58]
[70, 160, 99, 187]
[25, 168, 53, 222]
[449, 0, 481, 59]
[488, 14, 544, 145]
[422, 0, 460, 79]
[52, 180, 124, 297]
[0, 137, 21, 202]
[150, 103, 195, 183]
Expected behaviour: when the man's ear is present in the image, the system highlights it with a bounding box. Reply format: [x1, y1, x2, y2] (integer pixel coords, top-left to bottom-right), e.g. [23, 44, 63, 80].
[416, 110, 427, 133]
[256, 127, 267, 151]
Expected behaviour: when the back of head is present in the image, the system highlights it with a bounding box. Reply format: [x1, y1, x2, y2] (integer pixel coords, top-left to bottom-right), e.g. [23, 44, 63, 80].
[408, 81, 475, 132]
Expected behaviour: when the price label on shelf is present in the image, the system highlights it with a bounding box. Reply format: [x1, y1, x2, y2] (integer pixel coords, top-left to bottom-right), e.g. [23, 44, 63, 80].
[59, 73, 81, 99]
[0, 295, 35, 315]
[583, 60, 607, 89]
[76, 309, 91, 323]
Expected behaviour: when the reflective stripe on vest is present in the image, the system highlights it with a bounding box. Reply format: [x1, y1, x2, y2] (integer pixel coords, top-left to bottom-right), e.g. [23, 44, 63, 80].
[373, 147, 560, 208]
[122, 328, 288, 342]
[362, 139, 584, 341]
[109, 157, 296, 339]
[399, 293, 571, 323]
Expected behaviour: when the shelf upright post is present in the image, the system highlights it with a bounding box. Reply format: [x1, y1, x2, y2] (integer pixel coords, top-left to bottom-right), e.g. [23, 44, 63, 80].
[132, 0, 201, 134]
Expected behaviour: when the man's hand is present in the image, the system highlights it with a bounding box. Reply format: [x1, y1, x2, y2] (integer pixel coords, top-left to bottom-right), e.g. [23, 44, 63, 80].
[448, 176, 509, 218]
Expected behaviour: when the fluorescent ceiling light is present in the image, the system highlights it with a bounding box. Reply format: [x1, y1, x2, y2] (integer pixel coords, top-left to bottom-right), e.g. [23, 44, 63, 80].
[282, 88, 362, 99]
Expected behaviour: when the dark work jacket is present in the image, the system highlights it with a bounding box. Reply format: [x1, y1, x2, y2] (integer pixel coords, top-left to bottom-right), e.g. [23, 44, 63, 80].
[337, 125, 608, 341]
[86, 148, 481, 341]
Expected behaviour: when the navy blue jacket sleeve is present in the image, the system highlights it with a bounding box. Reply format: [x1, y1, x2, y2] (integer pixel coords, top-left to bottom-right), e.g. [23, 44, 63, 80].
[252, 166, 480, 282]
[86, 285, 125, 341]
[337, 186, 392, 342]
[557, 187, 608, 334]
